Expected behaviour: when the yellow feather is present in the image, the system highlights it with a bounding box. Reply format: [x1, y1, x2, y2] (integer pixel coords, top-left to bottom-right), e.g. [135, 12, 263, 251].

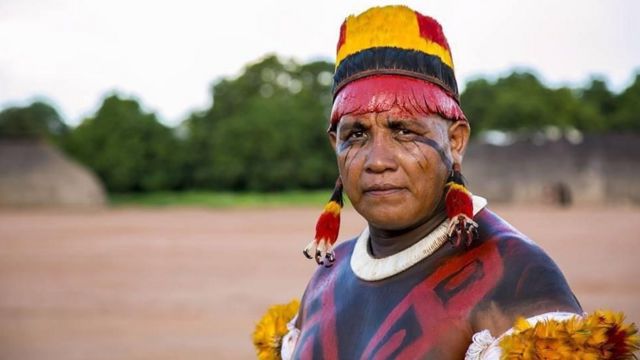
[252, 300, 300, 360]
[499, 311, 640, 360]
[336, 5, 453, 70]
[323, 200, 342, 215]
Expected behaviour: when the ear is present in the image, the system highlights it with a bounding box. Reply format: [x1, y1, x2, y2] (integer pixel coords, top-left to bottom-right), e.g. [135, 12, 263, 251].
[328, 129, 338, 151]
[448, 120, 470, 164]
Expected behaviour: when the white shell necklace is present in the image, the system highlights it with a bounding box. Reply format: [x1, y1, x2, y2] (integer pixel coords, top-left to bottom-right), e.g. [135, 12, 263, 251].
[350, 196, 487, 281]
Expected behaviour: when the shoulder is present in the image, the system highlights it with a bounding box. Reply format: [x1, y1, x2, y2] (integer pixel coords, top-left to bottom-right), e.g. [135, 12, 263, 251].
[470, 208, 582, 333]
[296, 238, 356, 321]
[294, 237, 358, 329]
[306, 238, 356, 283]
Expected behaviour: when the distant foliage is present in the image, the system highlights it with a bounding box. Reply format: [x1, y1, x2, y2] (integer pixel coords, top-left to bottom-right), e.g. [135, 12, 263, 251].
[609, 74, 640, 132]
[62, 95, 185, 192]
[461, 71, 640, 135]
[0, 101, 67, 140]
[184, 55, 337, 191]
[4, 55, 639, 193]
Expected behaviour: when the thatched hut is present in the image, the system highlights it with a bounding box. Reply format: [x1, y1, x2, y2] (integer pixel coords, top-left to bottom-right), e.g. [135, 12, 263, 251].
[0, 139, 106, 207]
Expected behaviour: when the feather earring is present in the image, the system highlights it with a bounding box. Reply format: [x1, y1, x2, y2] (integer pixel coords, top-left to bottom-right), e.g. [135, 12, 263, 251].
[303, 178, 343, 267]
[445, 163, 478, 247]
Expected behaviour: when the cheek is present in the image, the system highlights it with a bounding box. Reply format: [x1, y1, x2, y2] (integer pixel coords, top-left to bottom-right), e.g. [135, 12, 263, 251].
[401, 142, 448, 191]
[337, 146, 366, 209]
[336, 145, 365, 191]
[400, 142, 430, 172]
[396, 140, 446, 185]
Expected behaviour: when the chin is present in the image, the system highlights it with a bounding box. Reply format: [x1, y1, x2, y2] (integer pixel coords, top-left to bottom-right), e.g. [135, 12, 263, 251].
[358, 207, 418, 231]
[368, 218, 417, 231]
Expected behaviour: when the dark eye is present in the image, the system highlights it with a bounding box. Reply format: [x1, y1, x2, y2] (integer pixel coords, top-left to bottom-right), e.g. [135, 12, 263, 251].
[346, 130, 365, 140]
[397, 128, 414, 136]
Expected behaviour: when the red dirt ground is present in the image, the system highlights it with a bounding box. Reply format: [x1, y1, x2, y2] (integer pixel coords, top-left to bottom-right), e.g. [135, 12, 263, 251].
[0, 205, 638, 359]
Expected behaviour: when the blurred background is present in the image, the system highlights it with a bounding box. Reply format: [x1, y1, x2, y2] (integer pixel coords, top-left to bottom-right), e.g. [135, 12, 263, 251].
[1, 0, 639, 359]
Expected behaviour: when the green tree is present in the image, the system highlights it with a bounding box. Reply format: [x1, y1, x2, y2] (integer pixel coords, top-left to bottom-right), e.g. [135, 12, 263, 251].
[0, 101, 68, 140]
[63, 94, 185, 192]
[569, 78, 612, 133]
[461, 71, 608, 134]
[185, 55, 337, 191]
[611, 73, 640, 132]
[486, 72, 557, 131]
[462, 73, 558, 133]
[459, 78, 495, 135]
[581, 78, 616, 116]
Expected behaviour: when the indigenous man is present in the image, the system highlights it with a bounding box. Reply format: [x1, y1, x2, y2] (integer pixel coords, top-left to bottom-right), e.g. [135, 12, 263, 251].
[254, 5, 638, 360]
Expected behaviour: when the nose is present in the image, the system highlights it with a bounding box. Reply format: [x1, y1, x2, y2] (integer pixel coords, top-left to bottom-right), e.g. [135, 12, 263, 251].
[364, 134, 397, 173]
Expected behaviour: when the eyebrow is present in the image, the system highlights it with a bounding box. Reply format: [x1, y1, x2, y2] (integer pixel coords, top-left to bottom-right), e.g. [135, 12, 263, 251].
[386, 118, 428, 131]
[338, 119, 367, 134]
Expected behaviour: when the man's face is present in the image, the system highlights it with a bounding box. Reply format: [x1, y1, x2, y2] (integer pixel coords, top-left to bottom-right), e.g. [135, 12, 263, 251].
[330, 108, 457, 231]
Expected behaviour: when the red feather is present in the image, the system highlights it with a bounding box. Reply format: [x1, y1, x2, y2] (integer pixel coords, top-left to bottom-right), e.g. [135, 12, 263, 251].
[315, 203, 341, 245]
[445, 184, 473, 219]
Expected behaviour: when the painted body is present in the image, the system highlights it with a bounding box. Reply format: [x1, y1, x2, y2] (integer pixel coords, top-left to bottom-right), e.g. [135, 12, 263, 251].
[293, 209, 582, 359]
[296, 72, 581, 359]
[288, 6, 588, 360]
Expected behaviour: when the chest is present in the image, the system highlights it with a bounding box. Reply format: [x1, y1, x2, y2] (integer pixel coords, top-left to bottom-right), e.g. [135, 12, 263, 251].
[293, 241, 503, 359]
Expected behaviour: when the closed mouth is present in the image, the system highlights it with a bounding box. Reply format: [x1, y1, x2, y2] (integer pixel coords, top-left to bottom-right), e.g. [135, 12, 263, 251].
[363, 184, 405, 196]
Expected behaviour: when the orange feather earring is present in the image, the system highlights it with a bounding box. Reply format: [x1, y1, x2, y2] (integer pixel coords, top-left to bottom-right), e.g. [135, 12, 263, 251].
[445, 163, 478, 247]
[303, 178, 343, 267]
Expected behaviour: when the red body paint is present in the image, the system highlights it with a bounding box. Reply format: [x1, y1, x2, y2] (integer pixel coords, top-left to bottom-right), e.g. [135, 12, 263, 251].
[295, 210, 582, 359]
[361, 242, 502, 359]
[330, 75, 466, 125]
[298, 269, 340, 359]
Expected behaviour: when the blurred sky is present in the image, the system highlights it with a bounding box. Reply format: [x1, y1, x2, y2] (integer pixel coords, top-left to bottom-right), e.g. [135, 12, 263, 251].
[1, 0, 639, 126]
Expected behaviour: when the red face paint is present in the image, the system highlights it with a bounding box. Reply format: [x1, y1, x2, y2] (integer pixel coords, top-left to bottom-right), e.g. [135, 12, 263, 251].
[330, 75, 466, 126]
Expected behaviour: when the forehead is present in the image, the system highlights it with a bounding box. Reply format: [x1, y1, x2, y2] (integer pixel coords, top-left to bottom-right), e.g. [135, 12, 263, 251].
[337, 108, 446, 130]
[330, 75, 467, 131]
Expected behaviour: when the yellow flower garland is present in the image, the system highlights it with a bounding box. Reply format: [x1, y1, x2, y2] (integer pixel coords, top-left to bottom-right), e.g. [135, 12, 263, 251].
[500, 310, 640, 359]
[253, 299, 300, 360]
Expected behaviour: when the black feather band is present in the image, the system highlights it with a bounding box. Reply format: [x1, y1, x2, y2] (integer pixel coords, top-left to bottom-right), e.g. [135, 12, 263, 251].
[333, 47, 459, 101]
